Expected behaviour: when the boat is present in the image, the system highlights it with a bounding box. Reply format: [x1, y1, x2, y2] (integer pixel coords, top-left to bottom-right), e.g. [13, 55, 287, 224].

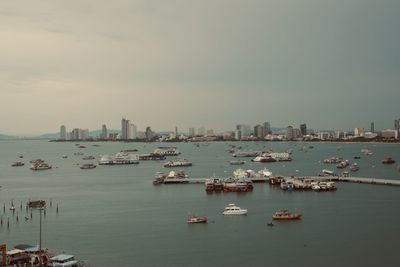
[205, 179, 215, 192]
[232, 151, 261, 157]
[186, 215, 208, 224]
[82, 155, 95, 160]
[251, 155, 277, 163]
[230, 160, 245, 165]
[272, 210, 302, 220]
[163, 159, 192, 168]
[336, 160, 349, 169]
[163, 171, 189, 184]
[30, 162, 52, 170]
[222, 204, 248, 215]
[29, 159, 44, 164]
[73, 152, 84, 156]
[382, 157, 395, 164]
[50, 254, 87, 267]
[153, 177, 164, 185]
[138, 153, 166, 160]
[269, 152, 292, 162]
[78, 145, 86, 148]
[99, 153, 139, 165]
[323, 157, 341, 164]
[361, 149, 373, 155]
[350, 163, 359, 172]
[27, 200, 46, 208]
[19, 154, 23, 158]
[353, 156, 361, 159]
[318, 169, 335, 177]
[62, 155, 68, 159]
[154, 147, 181, 156]
[80, 163, 97, 169]
[11, 161, 24, 167]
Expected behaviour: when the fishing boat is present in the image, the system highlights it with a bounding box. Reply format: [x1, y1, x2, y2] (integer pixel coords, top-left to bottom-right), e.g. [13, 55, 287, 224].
[11, 161, 25, 167]
[230, 160, 245, 165]
[186, 215, 208, 224]
[272, 210, 302, 220]
[27, 200, 46, 208]
[80, 163, 97, 169]
[222, 203, 248, 215]
[30, 162, 52, 170]
[382, 157, 395, 164]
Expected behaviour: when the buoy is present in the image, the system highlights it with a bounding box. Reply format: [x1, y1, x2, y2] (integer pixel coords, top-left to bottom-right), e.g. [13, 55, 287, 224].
[56, 204, 59, 213]
[16, 213, 19, 222]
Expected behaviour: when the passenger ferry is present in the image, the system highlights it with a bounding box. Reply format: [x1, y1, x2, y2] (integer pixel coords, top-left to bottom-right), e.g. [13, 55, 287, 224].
[154, 147, 181, 156]
[99, 153, 139, 165]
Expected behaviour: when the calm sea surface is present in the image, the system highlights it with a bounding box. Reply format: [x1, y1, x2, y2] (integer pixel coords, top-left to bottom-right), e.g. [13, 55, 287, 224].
[0, 140, 400, 267]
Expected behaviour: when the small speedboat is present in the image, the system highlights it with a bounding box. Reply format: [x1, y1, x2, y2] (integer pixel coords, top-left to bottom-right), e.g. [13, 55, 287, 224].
[382, 157, 395, 164]
[186, 215, 208, 224]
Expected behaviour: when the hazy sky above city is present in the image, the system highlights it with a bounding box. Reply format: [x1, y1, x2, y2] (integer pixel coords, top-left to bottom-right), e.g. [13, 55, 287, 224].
[1, 0, 399, 135]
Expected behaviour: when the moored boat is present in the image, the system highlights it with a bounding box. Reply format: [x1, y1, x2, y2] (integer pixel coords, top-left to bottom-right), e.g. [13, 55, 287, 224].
[350, 163, 359, 172]
[163, 159, 192, 168]
[272, 210, 302, 220]
[27, 200, 46, 208]
[230, 160, 245, 165]
[30, 162, 52, 170]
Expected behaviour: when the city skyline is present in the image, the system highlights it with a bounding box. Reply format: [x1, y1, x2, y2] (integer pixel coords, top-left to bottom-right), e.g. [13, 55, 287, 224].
[1, 0, 400, 135]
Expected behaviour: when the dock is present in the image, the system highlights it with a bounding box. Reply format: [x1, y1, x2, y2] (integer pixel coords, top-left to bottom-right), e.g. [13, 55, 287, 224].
[284, 176, 400, 187]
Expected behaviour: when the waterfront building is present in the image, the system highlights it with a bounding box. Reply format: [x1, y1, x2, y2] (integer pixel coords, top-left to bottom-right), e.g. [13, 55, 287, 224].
[188, 128, 195, 137]
[81, 129, 90, 140]
[370, 122, 375, 133]
[71, 128, 80, 140]
[236, 125, 251, 137]
[145, 127, 154, 140]
[128, 122, 137, 139]
[198, 127, 206, 136]
[263, 122, 271, 135]
[382, 129, 398, 139]
[109, 133, 118, 140]
[300, 124, 307, 136]
[235, 129, 242, 140]
[286, 126, 294, 140]
[60, 125, 67, 140]
[206, 129, 214, 136]
[354, 127, 365, 137]
[121, 118, 129, 140]
[253, 124, 264, 139]
[101, 124, 107, 139]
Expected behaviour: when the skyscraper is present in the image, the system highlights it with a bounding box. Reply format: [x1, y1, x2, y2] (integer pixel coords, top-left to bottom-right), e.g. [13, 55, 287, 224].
[286, 126, 294, 140]
[370, 122, 375, 133]
[253, 124, 264, 139]
[60, 125, 67, 140]
[121, 118, 128, 140]
[128, 123, 137, 139]
[263, 122, 271, 135]
[145, 126, 154, 140]
[300, 123, 307, 136]
[188, 128, 195, 137]
[101, 124, 107, 139]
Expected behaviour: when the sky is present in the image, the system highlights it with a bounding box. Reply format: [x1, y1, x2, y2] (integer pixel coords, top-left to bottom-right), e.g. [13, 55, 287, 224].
[0, 0, 399, 135]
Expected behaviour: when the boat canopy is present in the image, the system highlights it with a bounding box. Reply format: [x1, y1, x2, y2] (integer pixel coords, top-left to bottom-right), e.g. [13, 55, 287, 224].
[50, 254, 75, 262]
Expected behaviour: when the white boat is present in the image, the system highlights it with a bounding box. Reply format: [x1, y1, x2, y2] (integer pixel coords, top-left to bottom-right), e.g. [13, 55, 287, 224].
[154, 147, 181, 156]
[163, 171, 189, 183]
[222, 203, 248, 215]
[99, 153, 139, 165]
[163, 159, 192, 168]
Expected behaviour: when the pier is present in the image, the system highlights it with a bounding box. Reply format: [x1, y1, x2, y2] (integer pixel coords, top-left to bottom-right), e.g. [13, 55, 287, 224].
[157, 176, 400, 187]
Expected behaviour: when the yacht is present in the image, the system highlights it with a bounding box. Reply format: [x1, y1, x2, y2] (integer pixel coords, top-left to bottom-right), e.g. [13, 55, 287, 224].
[186, 215, 208, 224]
[251, 155, 276, 163]
[30, 162, 52, 170]
[163, 159, 192, 168]
[154, 147, 181, 156]
[222, 204, 248, 215]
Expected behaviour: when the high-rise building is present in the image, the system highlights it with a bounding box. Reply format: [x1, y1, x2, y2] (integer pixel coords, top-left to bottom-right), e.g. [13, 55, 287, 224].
[370, 122, 375, 133]
[101, 124, 107, 139]
[286, 126, 294, 140]
[128, 123, 137, 139]
[236, 125, 251, 137]
[198, 127, 206, 136]
[188, 128, 195, 137]
[175, 126, 178, 137]
[206, 129, 214, 136]
[121, 118, 129, 140]
[300, 124, 307, 136]
[60, 125, 67, 140]
[354, 127, 365, 137]
[145, 126, 154, 140]
[263, 122, 271, 135]
[253, 124, 264, 139]
[235, 129, 242, 140]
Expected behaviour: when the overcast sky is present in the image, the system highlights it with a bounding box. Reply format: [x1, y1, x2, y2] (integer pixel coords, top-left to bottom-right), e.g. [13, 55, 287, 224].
[1, 0, 399, 135]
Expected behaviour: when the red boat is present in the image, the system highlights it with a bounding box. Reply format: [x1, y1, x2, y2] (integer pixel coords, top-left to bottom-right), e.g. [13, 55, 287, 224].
[382, 157, 395, 164]
[186, 216, 208, 224]
[272, 210, 302, 220]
